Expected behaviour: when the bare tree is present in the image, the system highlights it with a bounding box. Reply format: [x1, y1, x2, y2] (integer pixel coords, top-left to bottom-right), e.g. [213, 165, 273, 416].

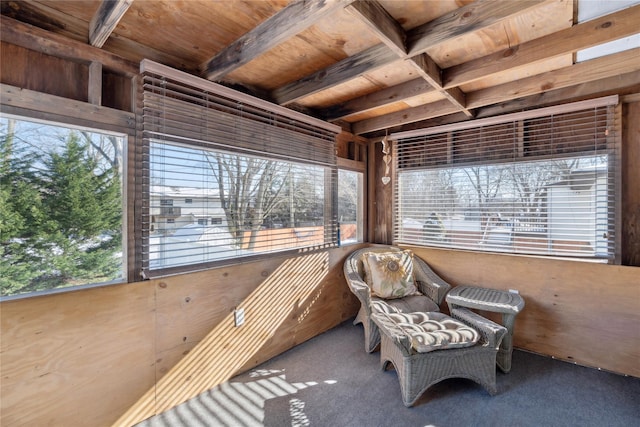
[80, 131, 122, 174]
[207, 153, 289, 250]
[464, 166, 506, 212]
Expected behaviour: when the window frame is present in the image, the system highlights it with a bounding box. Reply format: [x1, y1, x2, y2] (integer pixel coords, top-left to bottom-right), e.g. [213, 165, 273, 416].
[0, 112, 129, 300]
[138, 60, 342, 278]
[391, 96, 621, 263]
[146, 139, 338, 275]
[337, 157, 366, 246]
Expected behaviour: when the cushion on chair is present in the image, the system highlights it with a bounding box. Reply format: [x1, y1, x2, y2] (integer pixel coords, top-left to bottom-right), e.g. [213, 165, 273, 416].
[362, 250, 419, 299]
[372, 295, 440, 315]
[383, 312, 480, 353]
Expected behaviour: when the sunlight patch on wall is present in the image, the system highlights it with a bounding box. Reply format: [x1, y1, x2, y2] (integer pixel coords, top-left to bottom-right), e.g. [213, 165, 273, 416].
[113, 251, 330, 426]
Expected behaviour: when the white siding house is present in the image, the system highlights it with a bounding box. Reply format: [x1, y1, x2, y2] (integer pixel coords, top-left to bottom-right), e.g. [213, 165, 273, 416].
[150, 186, 226, 234]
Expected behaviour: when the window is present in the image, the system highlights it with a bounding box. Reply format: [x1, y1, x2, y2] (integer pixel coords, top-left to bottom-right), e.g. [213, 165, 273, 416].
[140, 60, 340, 276]
[338, 169, 364, 244]
[148, 142, 332, 270]
[0, 115, 126, 298]
[393, 96, 619, 262]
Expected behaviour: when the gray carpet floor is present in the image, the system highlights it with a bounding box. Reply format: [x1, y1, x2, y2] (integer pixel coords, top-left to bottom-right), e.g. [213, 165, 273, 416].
[138, 319, 640, 427]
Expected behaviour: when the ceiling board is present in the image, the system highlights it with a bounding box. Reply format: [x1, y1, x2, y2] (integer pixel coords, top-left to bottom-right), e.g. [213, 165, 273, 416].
[2, 0, 89, 42]
[309, 6, 382, 56]
[460, 54, 574, 92]
[114, 1, 288, 65]
[379, 0, 475, 31]
[343, 100, 414, 122]
[1, 0, 634, 137]
[36, 0, 98, 22]
[225, 31, 345, 90]
[427, 0, 573, 68]
[297, 60, 424, 108]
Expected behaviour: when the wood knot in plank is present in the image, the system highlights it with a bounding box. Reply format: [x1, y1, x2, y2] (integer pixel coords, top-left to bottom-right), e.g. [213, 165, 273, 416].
[503, 48, 516, 58]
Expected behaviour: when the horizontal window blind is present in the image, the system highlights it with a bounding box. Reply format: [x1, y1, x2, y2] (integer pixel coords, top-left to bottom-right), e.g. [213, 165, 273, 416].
[139, 60, 339, 277]
[392, 96, 619, 261]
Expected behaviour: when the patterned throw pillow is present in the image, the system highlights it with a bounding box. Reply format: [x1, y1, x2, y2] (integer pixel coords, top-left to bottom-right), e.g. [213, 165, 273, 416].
[385, 312, 479, 353]
[363, 250, 419, 299]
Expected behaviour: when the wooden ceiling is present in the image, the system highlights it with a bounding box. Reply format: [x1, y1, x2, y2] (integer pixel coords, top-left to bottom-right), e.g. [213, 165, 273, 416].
[2, 0, 639, 137]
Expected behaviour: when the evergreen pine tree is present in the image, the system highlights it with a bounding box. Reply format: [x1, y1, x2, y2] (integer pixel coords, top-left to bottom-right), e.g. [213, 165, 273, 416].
[0, 126, 46, 295]
[39, 133, 122, 285]
[1, 128, 122, 296]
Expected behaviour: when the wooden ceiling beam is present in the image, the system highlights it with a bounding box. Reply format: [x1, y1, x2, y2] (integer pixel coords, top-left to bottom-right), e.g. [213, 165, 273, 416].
[0, 16, 138, 76]
[89, 0, 133, 48]
[273, 44, 398, 105]
[408, 54, 472, 117]
[345, 0, 406, 57]
[382, 70, 640, 137]
[352, 49, 640, 135]
[202, 0, 355, 81]
[466, 48, 640, 109]
[475, 71, 640, 119]
[323, 78, 434, 121]
[352, 99, 461, 134]
[406, 0, 547, 56]
[383, 112, 472, 138]
[318, 0, 472, 120]
[444, 4, 640, 89]
[272, 0, 540, 105]
[329, 4, 640, 123]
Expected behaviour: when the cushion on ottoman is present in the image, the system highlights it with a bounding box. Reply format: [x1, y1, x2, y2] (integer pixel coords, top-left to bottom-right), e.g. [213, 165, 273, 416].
[383, 312, 479, 353]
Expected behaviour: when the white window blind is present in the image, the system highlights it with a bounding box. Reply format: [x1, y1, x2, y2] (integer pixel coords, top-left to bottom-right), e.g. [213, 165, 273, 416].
[138, 60, 340, 277]
[392, 96, 619, 262]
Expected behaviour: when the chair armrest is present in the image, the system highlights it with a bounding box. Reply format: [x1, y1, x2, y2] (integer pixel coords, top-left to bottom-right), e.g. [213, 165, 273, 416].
[371, 312, 413, 356]
[413, 257, 451, 305]
[343, 268, 372, 315]
[450, 307, 507, 350]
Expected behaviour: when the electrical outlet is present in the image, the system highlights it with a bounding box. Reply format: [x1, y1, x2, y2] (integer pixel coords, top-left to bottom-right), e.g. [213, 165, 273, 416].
[234, 308, 245, 327]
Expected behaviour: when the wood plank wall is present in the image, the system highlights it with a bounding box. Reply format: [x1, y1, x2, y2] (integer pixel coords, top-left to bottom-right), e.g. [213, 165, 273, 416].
[406, 246, 640, 378]
[0, 246, 363, 427]
[0, 41, 133, 112]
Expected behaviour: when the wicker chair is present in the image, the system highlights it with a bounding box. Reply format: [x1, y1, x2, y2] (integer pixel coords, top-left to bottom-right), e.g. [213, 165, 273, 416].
[371, 307, 507, 407]
[343, 246, 451, 352]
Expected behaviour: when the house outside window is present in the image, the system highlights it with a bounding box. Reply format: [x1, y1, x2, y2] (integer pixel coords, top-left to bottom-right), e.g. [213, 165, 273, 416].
[0, 115, 126, 298]
[148, 142, 333, 270]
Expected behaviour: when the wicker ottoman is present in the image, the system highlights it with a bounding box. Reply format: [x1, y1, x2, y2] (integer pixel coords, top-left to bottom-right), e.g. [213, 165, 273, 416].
[371, 308, 507, 407]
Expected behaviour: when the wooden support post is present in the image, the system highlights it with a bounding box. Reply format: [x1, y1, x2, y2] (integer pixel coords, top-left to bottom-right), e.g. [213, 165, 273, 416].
[88, 61, 103, 106]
